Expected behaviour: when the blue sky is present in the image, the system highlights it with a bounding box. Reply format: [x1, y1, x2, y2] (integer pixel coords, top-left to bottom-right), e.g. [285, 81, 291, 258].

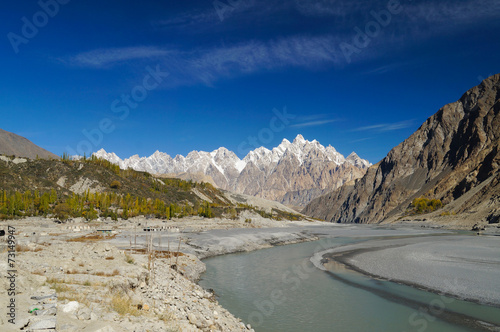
[1, 0, 499, 163]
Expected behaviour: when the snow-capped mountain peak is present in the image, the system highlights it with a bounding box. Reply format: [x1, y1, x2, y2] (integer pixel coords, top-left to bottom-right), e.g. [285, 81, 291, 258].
[92, 136, 370, 203]
[93, 135, 370, 175]
[293, 134, 306, 144]
[92, 135, 370, 207]
[346, 151, 371, 169]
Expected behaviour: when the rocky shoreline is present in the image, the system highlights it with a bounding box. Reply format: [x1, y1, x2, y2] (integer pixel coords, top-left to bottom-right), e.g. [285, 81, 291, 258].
[0, 215, 326, 332]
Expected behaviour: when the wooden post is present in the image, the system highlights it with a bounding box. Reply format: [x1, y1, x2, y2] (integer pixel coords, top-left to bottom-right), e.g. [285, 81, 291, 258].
[134, 224, 137, 253]
[175, 237, 181, 267]
[167, 237, 171, 265]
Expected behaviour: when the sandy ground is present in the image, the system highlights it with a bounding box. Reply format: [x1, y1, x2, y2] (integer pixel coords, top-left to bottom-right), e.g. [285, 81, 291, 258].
[109, 217, 450, 259]
[319, 235, 500, 307]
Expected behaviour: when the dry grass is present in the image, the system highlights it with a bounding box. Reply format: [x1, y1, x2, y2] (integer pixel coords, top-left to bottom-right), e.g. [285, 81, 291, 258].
[15, 244, 32, 252]
[15, 244, 44, 252]
[58, 292, 92, 307]
[94, 269, 120, 277]
[46, 277, 72, 293]
[124, 253, 135, 264]
[66, 269, 119, 277]
[32, 269, 45, 276]
[158, 310, 175, 322]
[126, 249, 184, 259]
[67, 233, 117, 242]
[110, 293, 141, 316]
[45, 277, 97, 307]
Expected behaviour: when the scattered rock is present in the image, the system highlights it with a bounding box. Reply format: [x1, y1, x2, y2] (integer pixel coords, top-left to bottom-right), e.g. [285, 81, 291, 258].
[472, 223, 486, 231]
[34, 307, 57, 316]
[188, 312, 198, 325]
[61, 301, 80, 314]
[29, 317, 57, 329]
[77, 307, 92, 320]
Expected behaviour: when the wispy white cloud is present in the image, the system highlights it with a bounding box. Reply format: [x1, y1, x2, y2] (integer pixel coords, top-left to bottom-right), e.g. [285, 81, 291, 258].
[152, 11, 216, 29]
[153, 0, 263, 29]
[406, 0, 500, 25]
[350, 137, 373, 143]
[69, 46, 174, 68]
[291, 119, 338, 128]
[68, 35, 345, 85]
[294, 0, 500, 22]
[66, 0, 500, 83]
[353, 120, 414, 132]
[187, 35, 343, 80]
[294, 0, 370, 18]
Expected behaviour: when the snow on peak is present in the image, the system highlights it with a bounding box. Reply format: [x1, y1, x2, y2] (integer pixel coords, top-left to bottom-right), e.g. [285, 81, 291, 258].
[293, 134, 306, 144]
[346, 152, 371, 168]
[93, 136, 370, 177]
[347, 152, 358, 158]
[281, 138, 291, 145]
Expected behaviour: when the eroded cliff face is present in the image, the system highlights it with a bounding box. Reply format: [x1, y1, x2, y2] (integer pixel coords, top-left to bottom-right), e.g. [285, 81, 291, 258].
[235, 150, 367, 208]
[303, 74, 500, 223]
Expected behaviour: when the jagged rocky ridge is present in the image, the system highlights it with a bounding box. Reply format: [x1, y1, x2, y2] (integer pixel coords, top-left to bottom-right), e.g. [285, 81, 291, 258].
[94, 135, 370, 208]
[303, 74, 500, 224]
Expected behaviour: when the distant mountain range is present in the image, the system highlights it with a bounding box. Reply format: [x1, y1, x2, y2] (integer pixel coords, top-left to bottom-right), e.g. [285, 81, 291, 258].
[0, 128, 58, 160]
[94, 135, 371, 208]
[303, 74, 500, 226]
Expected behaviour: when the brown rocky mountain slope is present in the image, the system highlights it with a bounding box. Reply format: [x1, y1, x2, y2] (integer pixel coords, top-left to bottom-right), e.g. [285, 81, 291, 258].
[303, 74, 500, 225]
[0, 128, 59, 159]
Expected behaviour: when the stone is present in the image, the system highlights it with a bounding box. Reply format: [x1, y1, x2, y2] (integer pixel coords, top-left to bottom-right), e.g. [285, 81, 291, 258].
[77, 307, 92, 320]
[61, 301, 80, 313]
[188, 312, 198, 325]
[31, 294, 57, 301]
[34, 307, 57, 316]
[29, 317, 57, 329]
[90, 326, 116, 332]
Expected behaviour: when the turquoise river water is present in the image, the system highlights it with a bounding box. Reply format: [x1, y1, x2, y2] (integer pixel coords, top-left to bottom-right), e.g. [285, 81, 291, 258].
[199, 238, 500, 332]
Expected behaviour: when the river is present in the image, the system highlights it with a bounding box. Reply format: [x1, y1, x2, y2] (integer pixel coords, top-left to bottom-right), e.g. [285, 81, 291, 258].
[199, 238, 500, 332]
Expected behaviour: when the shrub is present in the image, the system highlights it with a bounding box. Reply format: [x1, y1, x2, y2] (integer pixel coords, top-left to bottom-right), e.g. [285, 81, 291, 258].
[124, 253, 135, 264]
[110, 180, 121, 189]
[410, 197, 443, 215]
[54, 203, 71, 221]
